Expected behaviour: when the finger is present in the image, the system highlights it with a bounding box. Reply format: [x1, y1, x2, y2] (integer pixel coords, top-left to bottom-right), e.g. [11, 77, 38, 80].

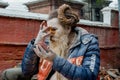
[44, 21, 47, 27]
[37, 45, 48, 58]
[33, 45, 43, 57]
[48, 48, 55, 54]
[42, 27, 50, 32]
[43, 32, 51, 38]
[42, 21, 48, 30]
[38, 44, 47, 55]
[42, 21, 47, 29]
[33, 48, 40, 56]
[39, 42, 48, 52]
[40, 32, 51, 42]
[40, 21, 45, 30]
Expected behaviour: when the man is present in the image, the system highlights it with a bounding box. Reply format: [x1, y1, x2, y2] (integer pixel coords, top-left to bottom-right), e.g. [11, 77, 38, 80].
[22, 4, 100, 80]
[2, 4, 100, 80]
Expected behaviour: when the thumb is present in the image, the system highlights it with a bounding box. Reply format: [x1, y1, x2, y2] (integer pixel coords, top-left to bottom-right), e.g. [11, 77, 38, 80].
[41, 32, 51, 41]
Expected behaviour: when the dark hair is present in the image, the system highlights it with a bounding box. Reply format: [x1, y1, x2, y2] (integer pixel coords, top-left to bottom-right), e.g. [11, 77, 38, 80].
[48, 10, 58, 20]
[48, 4, 79, 27]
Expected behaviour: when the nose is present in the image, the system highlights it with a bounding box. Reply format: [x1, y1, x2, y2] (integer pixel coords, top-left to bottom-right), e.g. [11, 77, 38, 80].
[49, 27, 57, 35]
[48, 26, 57, 30]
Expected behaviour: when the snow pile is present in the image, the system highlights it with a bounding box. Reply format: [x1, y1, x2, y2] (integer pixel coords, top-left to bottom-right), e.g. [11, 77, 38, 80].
[79, 19, 110, 27]
[0, 8, 48, 20]
[6, 2, 29, 12]
[109, 0, 118, 9]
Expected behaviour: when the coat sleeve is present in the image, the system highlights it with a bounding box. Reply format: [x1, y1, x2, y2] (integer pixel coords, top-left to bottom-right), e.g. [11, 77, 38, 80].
[21, 39, 40, 76]
[52, 35, 100, 80]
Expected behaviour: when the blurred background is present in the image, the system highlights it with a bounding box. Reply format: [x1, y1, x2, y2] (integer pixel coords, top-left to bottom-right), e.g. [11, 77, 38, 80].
[0, 0, 120, 79]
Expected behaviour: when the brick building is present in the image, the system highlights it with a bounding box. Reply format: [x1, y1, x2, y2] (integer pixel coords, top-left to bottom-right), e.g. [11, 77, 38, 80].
[24, 0, 86, 18]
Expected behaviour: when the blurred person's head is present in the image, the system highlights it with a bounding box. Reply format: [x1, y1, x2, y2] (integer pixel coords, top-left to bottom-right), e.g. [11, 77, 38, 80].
[47, 4, 79, 42]
[47, 4, 79, 57]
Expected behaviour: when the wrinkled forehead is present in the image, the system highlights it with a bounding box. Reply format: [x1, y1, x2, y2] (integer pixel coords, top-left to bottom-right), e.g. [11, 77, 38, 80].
[47, 18, 60, 27]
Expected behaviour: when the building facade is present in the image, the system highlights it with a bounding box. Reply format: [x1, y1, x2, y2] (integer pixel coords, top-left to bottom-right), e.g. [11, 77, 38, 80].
[0, 0, 119, 79]
[24, 0, 86, 18]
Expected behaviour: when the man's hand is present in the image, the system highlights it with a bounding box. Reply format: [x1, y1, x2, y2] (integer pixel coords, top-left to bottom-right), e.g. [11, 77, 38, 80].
[33, 42, 56, 62]
[34, 21, 50, 45]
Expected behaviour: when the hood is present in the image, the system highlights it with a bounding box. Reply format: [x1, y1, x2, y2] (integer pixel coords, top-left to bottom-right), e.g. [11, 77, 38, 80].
[74, 27, 88, 43]
[69, 27, 89, 49]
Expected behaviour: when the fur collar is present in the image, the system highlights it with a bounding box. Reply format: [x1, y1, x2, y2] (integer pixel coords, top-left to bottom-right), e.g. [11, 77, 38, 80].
[69, 27, 89, 49]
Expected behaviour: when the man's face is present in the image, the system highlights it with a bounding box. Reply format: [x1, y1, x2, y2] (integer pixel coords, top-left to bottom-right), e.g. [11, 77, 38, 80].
[47, 18, 65, 41]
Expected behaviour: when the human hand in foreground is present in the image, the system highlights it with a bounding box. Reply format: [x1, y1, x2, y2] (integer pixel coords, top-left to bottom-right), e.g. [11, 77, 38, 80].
[34, 21, 50, 45]
[33, 42, 56, 62]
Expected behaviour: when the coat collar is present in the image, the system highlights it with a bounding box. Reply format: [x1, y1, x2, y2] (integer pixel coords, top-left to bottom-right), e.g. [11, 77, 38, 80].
[69, 27, 89, 50]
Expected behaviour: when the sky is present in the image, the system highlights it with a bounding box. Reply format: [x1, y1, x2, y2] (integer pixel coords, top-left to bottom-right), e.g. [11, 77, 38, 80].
[2, 0, 118, 3]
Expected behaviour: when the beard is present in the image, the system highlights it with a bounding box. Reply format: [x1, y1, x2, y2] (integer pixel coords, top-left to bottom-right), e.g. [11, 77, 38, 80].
[49, 32, 69, 58]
